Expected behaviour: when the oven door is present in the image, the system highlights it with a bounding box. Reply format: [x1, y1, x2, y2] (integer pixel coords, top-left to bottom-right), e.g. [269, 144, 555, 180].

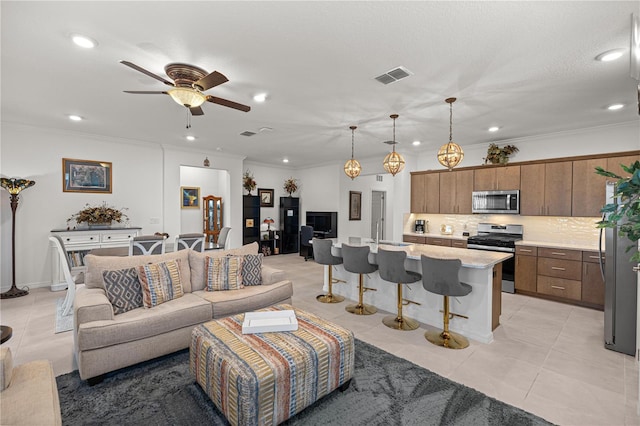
[466, 244, 515, 293]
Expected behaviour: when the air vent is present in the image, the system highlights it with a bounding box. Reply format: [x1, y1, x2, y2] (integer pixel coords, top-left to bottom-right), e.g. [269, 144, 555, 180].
[376, 175, 383, 182]
[240, 131, 257, 137]
[374, 66, 413, 85]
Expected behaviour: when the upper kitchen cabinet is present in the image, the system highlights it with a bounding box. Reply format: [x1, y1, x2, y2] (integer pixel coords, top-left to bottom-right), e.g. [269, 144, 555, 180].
[440, 169, 473, 214]
[411, 172, 440, 213]
[473, 165, 520, 191]
[607, 154, 640, 179]
[520, 161, 572, 216]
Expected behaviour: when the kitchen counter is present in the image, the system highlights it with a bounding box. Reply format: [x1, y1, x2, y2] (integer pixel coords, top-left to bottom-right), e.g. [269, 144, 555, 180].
[516, 240, 601, 252]
[403, 232, 468, 240]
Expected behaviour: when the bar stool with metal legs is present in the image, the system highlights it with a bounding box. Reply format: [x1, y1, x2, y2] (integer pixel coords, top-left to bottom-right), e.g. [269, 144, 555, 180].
[420, 255, 472, 349]
[312, 238, 345, 303]
[341, 244, 378, 315]
[377, 248, 422, 330]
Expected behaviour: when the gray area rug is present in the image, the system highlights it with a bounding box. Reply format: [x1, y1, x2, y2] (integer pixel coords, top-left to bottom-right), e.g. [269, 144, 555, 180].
[56, 339, 553, 425]
[55, 297, 73, 334]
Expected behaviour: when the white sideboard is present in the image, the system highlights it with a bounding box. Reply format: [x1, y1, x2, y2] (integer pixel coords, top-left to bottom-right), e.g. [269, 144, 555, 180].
[50, 227, 141, 291]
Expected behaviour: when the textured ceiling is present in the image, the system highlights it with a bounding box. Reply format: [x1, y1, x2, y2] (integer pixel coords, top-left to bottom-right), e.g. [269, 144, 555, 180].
[2, 1, 639, 169]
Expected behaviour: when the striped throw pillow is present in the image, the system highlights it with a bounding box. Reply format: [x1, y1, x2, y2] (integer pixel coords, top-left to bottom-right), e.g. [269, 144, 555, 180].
[205, 256, 244, 291]
[137, 259, 184, 308]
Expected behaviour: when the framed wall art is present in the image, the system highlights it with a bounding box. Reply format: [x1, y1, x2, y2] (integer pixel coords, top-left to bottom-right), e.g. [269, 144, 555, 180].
[62, 158, 112, 193]
[258, 188, 274, 207]
[349, 191, 362, 221]
[181, 186, 200, 209]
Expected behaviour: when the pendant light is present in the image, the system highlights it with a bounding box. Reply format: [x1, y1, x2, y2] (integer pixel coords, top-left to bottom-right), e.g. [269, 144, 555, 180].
[344, 125, 362, 179]
[437, 97, 464, 171]
[382, 114, 405, 176]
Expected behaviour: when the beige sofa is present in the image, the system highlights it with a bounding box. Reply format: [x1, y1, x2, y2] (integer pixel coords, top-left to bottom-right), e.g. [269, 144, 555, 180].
[0, 347, 62, 425]
[74, 242, 293, 383]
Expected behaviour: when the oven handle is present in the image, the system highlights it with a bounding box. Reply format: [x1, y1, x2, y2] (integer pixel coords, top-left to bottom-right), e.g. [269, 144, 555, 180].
[467, 244, 515, 253]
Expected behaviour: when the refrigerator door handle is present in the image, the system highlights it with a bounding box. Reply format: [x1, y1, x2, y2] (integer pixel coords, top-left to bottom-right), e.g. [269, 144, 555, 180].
[599, 213, 606, 282]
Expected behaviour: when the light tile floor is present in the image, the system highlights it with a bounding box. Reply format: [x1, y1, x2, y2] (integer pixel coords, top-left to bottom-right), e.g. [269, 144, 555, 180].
[1, 253, 638, 425]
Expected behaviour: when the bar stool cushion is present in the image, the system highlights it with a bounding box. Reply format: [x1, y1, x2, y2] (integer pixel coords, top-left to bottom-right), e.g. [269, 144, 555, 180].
[312, 238, 343, 266]
[421, 255, 471, 297]
[377, 248, 421, 284]
[341, 244, 378, 274]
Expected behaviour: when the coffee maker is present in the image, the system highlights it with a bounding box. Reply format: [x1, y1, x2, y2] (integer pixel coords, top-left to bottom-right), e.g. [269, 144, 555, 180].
[414, 219, 426, 234]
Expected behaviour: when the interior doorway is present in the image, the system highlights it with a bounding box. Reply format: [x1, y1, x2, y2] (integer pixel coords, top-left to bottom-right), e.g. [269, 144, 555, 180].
[371, 190, 386, 241]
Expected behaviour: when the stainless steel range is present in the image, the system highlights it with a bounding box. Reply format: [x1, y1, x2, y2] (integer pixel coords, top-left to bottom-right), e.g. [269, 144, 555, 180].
[467, 223, 524, 293]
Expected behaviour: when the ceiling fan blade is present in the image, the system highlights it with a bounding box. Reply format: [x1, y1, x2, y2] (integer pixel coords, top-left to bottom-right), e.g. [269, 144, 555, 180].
[120, 61, 174, 87]
[206, 96, 251, 112]
[123, 91, 168, 94]
[190, 106, 204, 116]
[193, 71, 228, 91]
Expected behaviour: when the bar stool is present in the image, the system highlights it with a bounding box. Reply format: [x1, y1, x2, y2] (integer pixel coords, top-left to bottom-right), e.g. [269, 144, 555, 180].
[421, 255, 472, 349]
[341, 244, 378, 315]
[377, 248, 422, 330]
[312, 238, 345, 303]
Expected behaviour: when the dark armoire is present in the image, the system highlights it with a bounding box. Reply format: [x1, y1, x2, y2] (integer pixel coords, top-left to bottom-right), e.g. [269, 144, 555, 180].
[243, 195, 260, 246]
[279, 197, 299, 254]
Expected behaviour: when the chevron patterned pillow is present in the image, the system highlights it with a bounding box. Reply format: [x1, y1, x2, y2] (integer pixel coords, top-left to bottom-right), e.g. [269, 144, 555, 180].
[242, 254, 263, 286]
[102, 267, 143, 314]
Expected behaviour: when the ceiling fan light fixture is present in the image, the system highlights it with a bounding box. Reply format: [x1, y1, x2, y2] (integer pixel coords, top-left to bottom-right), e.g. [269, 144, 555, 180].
[168, 87, 206, 108]
[437, 98, 464, 171]
[382, 114, 405, 176]
[344, 125, 362, 180]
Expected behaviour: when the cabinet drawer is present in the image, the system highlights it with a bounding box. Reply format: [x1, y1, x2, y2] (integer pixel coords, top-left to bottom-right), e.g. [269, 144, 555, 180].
[515, 246, 537, 257]
[426, 237, 452, 247]
[101, 232, 136, 244]
[582, 250, 605, 264]
[538, 247, 582, 261]
[537, 257, 582, 280]
[403, 235, 426, 244]
[537, 276, 582, 301]
[451, 239, 467, 249]
[60, 234, 100, 245]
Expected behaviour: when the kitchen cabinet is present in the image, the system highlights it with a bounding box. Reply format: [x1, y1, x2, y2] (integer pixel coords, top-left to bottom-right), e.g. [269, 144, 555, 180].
[520, 161, 572, 216]
[536, 247, 582, 301]
[451, 239, 467, 249]
[515, 246, 537, 293]
[439, 169, 473, 214]
[426, 237, 452, 247]
[403, 235, 426, 244]
[473, 165, 521, 191]
[410, 173, 440, 213]
[581, 250, 605, 307]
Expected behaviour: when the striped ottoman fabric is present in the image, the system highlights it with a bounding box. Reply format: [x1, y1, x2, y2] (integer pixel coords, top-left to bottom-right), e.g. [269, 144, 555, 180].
[190, 304, 355, 426]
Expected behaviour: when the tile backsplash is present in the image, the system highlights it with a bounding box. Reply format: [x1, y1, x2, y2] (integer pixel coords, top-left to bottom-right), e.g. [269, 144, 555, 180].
[404, 213, 601, 247]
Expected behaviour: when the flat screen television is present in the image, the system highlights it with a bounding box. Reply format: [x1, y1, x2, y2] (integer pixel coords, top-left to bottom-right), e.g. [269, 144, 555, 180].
[305, 211, 338, 238]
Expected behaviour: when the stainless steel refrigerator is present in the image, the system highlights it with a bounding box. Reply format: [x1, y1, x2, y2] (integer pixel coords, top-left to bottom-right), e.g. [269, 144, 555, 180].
[601, 182, 638, 356]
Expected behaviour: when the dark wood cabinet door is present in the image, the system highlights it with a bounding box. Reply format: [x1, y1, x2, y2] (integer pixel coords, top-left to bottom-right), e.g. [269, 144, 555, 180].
[544, 161, 572, 216]
[439, 171, 456, 214]
[473, 168, 495, 191]
[456, 170, 474, 214]
[495, 166, 521, 190]
[411, 174, 427, 213]
[425, 173, 440, 213]
[515, 255, 537, 292]
[582, 261, 604, 307]
[520, 164, 545, 215]
[572, 159, 608, 217]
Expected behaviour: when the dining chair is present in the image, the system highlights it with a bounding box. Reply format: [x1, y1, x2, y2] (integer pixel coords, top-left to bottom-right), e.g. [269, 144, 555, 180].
[129, 235, 166, 256]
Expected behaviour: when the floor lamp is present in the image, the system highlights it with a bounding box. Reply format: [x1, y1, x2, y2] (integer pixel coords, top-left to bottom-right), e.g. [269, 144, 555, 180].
[1, 177, 36, 299]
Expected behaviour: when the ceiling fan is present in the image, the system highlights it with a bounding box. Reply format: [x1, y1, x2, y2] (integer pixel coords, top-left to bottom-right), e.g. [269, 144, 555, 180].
[120, 61, 251, 122]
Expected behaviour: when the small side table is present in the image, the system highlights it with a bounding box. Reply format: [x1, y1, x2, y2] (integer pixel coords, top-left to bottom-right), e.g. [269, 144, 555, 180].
[1, 325, 13, 344]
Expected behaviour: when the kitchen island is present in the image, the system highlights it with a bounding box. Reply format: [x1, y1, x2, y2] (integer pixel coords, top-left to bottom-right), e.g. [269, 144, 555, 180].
[325, 240, 512, 344]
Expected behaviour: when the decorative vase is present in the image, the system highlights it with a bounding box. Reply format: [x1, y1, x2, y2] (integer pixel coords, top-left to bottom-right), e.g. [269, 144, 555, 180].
[499, 156, 509, 165]
[88, 221, 112, 229]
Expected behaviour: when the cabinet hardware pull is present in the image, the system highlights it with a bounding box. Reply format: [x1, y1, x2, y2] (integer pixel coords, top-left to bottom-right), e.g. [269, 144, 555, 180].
[520, 249, 532, 252]
[633, 266, 639, 273]
[589, 256, 600, 259]
[551, 267, 566, 271]
[551, 252, 566, 256]
[551, 285, 565, 290]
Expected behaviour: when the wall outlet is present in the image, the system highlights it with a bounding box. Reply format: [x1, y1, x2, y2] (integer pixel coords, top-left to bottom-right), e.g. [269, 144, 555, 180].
[149, 217, 160, 224]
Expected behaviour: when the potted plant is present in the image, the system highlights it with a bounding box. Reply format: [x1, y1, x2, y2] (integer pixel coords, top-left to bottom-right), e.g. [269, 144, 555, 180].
[484, 143, 519, 165]
[283, 177, 298, 196]
[243, 170, 257, 195]
[596, 161, 640, 262]
[67, 202, 128, 229]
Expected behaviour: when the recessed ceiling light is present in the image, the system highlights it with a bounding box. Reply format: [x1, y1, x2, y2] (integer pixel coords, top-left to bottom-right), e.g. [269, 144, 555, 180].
[186, 135, 196, 141]
[488, 126, 500, 132]
[68, 115, 83, 121]
[283, 158, 289, 163]
[412, 140, 421, 146]
[607, 103, 624, 110]
[595, 49, 624, 62]
[71, 34, 97, 49]
[253, 93, 267, 102]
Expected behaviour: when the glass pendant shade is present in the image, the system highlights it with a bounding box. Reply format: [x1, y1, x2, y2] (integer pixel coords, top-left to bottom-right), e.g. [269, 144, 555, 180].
[1, 177, 35, 195]
[383, 151, 405, 176]
[168, 87, 206, 108]
[344, 125, 362, 179]
[437, 142, 464, 171]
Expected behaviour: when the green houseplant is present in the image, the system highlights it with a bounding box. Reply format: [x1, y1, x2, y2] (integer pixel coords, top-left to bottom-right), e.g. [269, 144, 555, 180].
[595, 161, 640, 262]
[484, 143, 519, 165]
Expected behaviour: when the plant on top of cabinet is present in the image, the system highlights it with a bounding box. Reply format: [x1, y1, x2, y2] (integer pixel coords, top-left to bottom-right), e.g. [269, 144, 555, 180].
[596, 160, 640, 262]
[243, 170, 257, 195]
[283, 177, 298, 196]
[484, 143, 519, 165]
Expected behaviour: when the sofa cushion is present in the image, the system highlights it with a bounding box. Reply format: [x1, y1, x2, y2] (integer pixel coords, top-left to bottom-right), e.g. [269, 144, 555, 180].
[0, 347, 12, 391]
[85, 249, 192, 293]
[102, 267, 143, 314]
[242, 253, 263, 286]
[137, 259, 184, 308]
[194, 280, 293, 319]
[205, 256, 243, 291]
[76, 293, 211, 351]
[190, 242, 259, 291]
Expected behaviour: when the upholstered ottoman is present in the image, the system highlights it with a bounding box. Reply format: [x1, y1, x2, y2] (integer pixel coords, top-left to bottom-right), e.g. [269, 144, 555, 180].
[190, 304, 355, 426]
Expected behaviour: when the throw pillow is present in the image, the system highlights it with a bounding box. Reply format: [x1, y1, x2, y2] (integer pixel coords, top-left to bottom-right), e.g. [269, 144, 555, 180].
[205, 256, 244, 291]
[137, 259, 184, 308]
[241, 253, 263, 286]
[102, 267, 143, 314]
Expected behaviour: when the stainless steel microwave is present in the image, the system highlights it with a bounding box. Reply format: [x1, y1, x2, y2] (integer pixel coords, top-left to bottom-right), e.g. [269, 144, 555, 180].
[472, 190, 520, 214]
